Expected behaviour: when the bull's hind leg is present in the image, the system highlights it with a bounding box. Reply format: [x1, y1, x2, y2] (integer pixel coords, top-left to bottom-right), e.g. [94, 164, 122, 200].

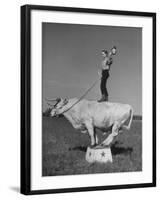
[100, 122, 120, 146]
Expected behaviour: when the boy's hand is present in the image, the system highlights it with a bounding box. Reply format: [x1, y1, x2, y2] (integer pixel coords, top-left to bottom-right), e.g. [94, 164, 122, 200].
[111, 46, 117, 55]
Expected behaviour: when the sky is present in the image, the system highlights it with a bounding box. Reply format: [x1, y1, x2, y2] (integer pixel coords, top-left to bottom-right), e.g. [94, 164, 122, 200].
[42, 23, 142, 115]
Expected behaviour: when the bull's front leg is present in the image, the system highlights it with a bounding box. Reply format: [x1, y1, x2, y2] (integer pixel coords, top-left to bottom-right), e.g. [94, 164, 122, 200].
[85, 122, 95, 146]
[95, 134, 99, 145]
[94, 128, 99, 145]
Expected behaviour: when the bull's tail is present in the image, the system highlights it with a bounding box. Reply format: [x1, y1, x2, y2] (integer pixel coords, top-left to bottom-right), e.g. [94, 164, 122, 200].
[123, 107, 133, 130]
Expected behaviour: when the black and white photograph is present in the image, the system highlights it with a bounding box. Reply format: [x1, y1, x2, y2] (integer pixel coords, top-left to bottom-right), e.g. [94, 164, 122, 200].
[1, 0, 160, 199]
[20, 5, 156, 194]
[42, 23, 142, 176]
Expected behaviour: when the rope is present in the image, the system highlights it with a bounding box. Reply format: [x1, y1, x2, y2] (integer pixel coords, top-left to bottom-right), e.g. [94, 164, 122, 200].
[59, 77, 101, 115]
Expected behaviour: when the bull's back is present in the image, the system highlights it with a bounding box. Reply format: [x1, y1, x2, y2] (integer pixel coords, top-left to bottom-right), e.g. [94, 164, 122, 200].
[72, 99, 131, 124]
[87, 101, 131, 127]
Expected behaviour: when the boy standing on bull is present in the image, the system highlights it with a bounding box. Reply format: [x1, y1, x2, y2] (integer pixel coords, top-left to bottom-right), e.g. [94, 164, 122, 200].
[98, 46, 117, 102]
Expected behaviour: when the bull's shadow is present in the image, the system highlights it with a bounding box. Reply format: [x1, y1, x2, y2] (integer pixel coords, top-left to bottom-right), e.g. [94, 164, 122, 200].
[111, 141, 133, 156]
[69, 141, 133, 156]
[69, 146, 87, 152]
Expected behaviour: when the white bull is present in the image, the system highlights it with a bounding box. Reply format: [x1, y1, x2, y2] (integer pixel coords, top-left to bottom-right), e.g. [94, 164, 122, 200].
[50, 98, 133, 147]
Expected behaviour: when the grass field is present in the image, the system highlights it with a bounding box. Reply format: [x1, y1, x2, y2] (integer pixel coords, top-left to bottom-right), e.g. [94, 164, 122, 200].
[42, 116, 142, 176]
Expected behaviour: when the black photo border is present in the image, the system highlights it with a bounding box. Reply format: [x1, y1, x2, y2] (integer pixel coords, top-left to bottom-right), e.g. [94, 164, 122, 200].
[20, 4, 156, 195]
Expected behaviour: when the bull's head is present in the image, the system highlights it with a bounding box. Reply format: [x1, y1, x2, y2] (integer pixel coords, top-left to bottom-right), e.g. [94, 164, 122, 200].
[46, 98, 69, 117]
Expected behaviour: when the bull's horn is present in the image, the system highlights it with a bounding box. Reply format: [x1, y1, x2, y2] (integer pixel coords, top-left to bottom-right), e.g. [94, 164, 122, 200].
[45, 98, 58, 101]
